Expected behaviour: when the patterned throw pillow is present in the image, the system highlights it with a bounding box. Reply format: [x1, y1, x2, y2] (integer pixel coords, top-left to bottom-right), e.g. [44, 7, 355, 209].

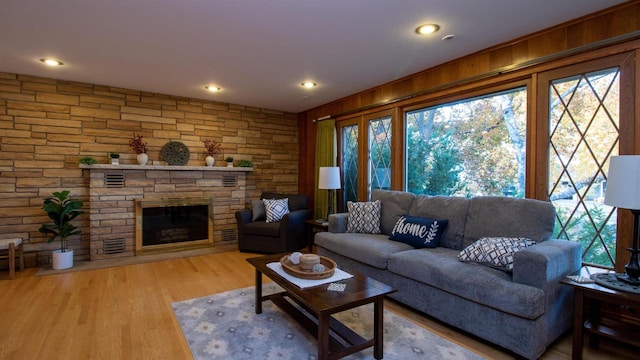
[263, 198, 289, 223]
[389, 215, 448, 248]
[458, 237, 536, 271]
[347, 200, 381, 234]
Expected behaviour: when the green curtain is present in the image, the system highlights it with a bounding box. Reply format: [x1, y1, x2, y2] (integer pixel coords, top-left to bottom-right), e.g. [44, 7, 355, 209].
[314, 118, 336, 220]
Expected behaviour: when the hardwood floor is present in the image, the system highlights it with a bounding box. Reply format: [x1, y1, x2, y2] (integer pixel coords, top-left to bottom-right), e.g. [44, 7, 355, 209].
[0, 250, 636, 359]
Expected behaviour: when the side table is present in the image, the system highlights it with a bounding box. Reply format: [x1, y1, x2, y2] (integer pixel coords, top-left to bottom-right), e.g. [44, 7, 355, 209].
[305, 219, 328, 252]
[561, 267, 640, 359]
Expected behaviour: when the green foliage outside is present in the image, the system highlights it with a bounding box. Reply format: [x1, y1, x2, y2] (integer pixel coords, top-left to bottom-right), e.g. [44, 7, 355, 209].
[554, 205, 616, 267]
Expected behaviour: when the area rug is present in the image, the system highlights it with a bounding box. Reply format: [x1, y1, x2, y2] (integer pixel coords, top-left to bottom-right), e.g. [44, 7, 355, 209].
[171, 284, 486, 359]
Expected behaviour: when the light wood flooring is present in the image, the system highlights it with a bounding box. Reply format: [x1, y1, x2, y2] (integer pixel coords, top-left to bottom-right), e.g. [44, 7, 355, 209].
[0, 250, 635, 359]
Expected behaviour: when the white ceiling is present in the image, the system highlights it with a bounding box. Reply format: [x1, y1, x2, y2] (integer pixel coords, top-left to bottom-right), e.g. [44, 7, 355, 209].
[0, 0, 627, 113]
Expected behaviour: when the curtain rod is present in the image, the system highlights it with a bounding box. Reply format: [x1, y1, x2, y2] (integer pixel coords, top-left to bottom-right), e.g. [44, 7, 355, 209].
[312, 115, 332, 123]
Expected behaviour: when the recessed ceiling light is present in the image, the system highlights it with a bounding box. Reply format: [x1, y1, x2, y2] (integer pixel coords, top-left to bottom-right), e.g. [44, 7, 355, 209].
[40, 58, 63, 66]
[301, 81, 317, 89]
[205, 85, 221, 92]
[415, 24, 440, 35]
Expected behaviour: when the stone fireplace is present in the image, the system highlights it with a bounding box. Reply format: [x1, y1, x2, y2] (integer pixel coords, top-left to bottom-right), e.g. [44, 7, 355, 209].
[81, 164, 251, 260]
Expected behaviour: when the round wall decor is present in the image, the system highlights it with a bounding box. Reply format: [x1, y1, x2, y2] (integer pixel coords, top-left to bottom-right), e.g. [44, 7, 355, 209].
[161, 141, 190, 165]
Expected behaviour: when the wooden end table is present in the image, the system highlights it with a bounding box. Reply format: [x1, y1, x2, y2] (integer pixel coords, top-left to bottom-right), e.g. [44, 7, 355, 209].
[561, 267, 640, 359]
[305, 219, 329, 252]
[246, 253, 396, 360]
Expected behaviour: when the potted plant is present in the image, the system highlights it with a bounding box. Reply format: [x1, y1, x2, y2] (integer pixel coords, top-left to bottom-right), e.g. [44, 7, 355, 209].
[39, 190, 83, 270]
[129, 134, 148, 165]
[78, 156, 97, 165]
[225, 156, 234, 167]
[109, 152, 120, 165]
[237, 159, 254, 168]
[203, 139, 221, 167]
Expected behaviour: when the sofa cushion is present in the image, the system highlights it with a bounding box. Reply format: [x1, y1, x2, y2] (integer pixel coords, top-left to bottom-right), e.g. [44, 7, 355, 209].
[371, 190, 416, 235]
[458, 237, 536, 271]
[389, 215, 448, 248]
[463, 196, 555, 248]
[408, 195, 470, 250]
[347, 200, 381, 234]
[314, 232, 412, 269]
[387, 248, 545, 319]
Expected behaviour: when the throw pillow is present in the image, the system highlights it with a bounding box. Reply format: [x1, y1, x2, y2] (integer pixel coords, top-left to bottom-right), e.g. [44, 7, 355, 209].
[458, 237, 536, 271]
[263, 198, 289, 223]
[347, 200, 382, 234]
[251, 199, 266, 221]
[389, 215, 448, 248]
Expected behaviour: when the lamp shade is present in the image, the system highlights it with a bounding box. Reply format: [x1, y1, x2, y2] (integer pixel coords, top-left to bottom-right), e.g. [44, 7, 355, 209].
[318, 167, 341, 190]
[604, 155, 640, 210]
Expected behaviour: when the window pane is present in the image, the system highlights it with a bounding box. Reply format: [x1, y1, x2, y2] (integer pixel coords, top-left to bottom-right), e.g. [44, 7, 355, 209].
[342, 124, 358, 208]
[548, 67, 619, 268]
[368, 116, 392, 199]
[405, 87, 527, 197]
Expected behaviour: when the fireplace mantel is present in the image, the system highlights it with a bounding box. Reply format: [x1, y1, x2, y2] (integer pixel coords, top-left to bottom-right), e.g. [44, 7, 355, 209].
[80, 164, 252, 172]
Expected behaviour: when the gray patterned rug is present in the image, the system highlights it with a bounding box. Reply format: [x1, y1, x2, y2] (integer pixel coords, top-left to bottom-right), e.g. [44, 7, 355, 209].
[171, 284, 485, 359]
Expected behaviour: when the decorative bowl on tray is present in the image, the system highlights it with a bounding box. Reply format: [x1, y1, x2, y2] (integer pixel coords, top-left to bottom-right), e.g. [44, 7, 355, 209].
[280, 254, 337, 280]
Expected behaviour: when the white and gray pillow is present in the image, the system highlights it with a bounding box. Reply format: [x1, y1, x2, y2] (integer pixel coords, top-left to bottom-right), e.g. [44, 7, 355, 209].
[346, 200, 381, 234]
[263, 198, 289, 223]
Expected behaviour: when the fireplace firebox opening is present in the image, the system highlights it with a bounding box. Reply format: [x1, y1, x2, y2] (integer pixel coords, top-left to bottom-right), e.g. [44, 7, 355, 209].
[135, 197, 213, 255]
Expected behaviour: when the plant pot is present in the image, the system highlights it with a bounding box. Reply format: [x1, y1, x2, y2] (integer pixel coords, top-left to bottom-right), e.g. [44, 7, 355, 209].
[205, 156, 215, 167]
[52, 249, 74, 270]
[227, 162, 233, 167]
[111, 158, 119, 165]
[137, 153, 148, 165]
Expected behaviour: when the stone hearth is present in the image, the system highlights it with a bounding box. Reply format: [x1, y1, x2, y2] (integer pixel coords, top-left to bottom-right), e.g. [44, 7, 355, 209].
[81, 164, 251, 260]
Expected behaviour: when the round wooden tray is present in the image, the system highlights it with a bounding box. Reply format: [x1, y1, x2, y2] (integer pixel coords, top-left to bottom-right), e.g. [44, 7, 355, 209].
[280, 255, 336, 280]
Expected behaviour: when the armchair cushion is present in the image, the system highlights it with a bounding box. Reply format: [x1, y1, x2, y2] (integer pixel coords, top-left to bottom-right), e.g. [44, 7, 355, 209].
[251, 200, 266, 221]
[264, 198, 289, 222]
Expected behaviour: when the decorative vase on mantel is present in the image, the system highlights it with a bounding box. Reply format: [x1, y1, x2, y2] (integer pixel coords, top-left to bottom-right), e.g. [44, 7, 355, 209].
[137, 153, 148, 165]
[205, 156, 215, 167]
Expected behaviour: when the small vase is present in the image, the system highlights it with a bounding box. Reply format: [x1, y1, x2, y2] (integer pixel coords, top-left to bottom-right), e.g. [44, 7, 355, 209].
[137, 153, 148, 165]
[227, 162, 233, 167]
[205, 156, 215, 167]
[111, 158, 119, 165]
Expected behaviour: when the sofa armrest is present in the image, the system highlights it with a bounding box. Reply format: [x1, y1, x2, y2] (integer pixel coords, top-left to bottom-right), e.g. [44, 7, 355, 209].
[235, 209, 252, 226]
[512, 239, 582, 289]
[328, 213, 348, 233]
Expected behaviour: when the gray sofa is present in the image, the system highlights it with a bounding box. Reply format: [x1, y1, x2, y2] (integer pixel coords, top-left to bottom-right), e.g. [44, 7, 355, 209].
[315, 189, 581, 359]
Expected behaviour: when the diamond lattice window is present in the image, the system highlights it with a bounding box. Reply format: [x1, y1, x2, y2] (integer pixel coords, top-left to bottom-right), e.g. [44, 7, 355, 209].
[368, 116, 392, 198]
[548, 67, 620, 268]
[342, 124, 359, 207]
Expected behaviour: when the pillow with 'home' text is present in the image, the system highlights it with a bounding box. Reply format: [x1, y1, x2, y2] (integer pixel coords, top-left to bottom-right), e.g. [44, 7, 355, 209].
[389, 215, 448, 248]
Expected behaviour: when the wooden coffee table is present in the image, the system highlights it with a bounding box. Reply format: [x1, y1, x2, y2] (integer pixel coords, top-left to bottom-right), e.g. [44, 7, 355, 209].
[246, 253, 396, 360]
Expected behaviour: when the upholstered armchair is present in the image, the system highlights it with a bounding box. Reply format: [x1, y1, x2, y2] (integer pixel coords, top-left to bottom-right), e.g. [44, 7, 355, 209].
[236, 192, 312, 253]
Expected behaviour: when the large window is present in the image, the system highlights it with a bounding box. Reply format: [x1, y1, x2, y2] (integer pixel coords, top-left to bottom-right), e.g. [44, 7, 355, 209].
[405, 87, 527, 197]
[545, 66, 620, 268]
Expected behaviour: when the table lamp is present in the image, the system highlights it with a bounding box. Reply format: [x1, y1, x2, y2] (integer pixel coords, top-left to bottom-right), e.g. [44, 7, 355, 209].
[604, 155, 640, 284]
[318, 167, 341, 219]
